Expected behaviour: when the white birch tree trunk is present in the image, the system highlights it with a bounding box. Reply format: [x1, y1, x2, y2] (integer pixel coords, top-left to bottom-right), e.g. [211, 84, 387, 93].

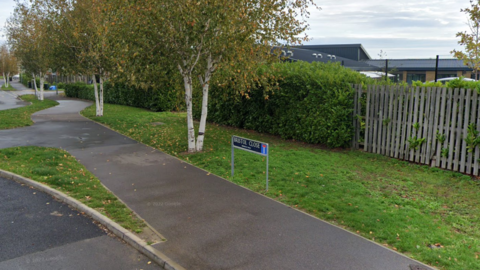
[38, 72, 44, 101]
[5, 72, 9, 87]
[2, 72, 6, 86]
[196, 56, 215, 152]
[182, 72, 196, 153]
[98, 76, 104, 116]
[195, 81, 209, 152]
[92, 74, 101, 116]
[32, 73, 38, 98]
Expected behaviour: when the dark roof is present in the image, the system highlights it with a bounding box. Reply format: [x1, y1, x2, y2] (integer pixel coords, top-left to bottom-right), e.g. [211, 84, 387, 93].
[365, 59, 473, 71]
[293, 44, 372, 61]
[277, 47, 379, 71]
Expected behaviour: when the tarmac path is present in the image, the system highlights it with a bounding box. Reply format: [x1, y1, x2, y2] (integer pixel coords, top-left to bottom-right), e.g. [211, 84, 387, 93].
[0, 97, 434, 270]
[0, 79, 59, 111]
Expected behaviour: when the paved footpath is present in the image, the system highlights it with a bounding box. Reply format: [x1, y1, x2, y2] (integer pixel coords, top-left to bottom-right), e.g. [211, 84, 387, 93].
[0, 80, 30, 110]
[0, 97, 435, 270]
[0, 79, 59, 111]
[0, 176, 161, 270]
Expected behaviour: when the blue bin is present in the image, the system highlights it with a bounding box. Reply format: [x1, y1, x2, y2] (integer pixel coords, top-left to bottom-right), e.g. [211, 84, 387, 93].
[49, 85, 57, 90]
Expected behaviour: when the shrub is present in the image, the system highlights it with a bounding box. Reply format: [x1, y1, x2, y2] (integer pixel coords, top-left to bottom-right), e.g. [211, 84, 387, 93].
[64, 81, 179, 112]
[194, 61, 372, 148]
[20, 73, 32, 87]
[64, 82, 95, 99]
[412, 80, 443, 87]
[445, 77, 480, 92]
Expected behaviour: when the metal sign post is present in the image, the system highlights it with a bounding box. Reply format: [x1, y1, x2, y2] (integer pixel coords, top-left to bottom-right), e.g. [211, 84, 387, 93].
[231, 135, 269, 190]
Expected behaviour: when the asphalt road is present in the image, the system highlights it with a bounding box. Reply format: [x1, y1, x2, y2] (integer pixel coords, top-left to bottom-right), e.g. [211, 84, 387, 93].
[0, 176, 162, 270]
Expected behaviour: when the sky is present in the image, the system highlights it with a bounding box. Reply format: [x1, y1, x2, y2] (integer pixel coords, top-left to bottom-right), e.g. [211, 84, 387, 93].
[0, 0, 473, 59]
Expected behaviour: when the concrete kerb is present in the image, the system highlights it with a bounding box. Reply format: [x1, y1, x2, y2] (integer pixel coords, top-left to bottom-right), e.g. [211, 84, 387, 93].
[0, 169, 186, 270]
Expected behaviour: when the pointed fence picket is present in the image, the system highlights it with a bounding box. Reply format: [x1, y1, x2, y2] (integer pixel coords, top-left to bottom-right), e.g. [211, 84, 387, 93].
[353, 84, 480, 176]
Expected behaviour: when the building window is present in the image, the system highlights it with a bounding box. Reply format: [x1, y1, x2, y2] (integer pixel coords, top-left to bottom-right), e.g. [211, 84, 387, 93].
[407, 73, 426, 84]
[438, 74, 456, 79]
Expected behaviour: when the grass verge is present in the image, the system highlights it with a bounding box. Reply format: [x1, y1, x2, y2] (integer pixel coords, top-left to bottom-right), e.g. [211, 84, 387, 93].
[0, 95, 58, 129]
[82, 103, 480, 270]
[1, 84, 16, 91]
[0, 146, 145, 232]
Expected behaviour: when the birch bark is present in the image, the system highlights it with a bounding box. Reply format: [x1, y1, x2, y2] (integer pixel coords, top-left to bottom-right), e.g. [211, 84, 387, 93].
[98, 75, 104, 116]
[5, 72, 10, 87]
[196, 55, 215, 152]
[92, 74, 101, 116]
[38, 72, 44, 101]
[32, 72, 38, 98]
[182, 71, 196, 152]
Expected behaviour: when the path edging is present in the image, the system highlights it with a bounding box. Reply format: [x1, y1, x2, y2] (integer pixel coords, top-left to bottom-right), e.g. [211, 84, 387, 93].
[0, 169, 184, 270]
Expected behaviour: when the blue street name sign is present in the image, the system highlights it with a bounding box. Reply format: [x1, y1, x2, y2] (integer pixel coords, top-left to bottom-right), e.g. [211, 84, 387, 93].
[232, 136, 268, 156]
[231, 136, 270, 190]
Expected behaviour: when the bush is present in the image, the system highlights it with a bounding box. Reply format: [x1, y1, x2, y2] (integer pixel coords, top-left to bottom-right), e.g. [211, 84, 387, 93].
[64, 82, 95, 99]
[412, 80, 443, 87]
[194, 61, 372, 148]
[411, 77, 480, 92]
[20, 73, 32, 87]
[445, 77, 480, 92]
[20, 74, 48, 90]
[64, 81, 179, 112]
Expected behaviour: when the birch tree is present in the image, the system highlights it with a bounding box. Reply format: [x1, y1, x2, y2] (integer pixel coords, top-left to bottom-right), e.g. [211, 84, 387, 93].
[28, 0, 116, 116]
[5, 0, 51, 100]
[0, 45, 18, 87]
[452, 0, 480, 80]
[124, 0, 317, 153]
[63, 0, 115, 116]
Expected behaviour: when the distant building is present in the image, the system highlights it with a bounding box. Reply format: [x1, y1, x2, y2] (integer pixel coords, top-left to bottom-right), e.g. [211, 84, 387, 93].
[295, 44, 371, 61]
[277, 47, 376, 71]
[283, 44, 474, 83]
[365, 59, 472, 83]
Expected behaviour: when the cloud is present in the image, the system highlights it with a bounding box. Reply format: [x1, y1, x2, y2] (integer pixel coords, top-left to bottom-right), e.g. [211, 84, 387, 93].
[305, 0, 472, 58]
[0, 0, 474, 59]
[0, 0, 16, 38]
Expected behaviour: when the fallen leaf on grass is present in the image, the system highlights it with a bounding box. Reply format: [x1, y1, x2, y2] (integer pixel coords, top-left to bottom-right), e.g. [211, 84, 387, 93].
[427, 243, 444, 249]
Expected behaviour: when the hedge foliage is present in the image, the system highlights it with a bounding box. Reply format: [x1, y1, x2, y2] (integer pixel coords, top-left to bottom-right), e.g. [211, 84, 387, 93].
[20, 73, 32, 86]
[20, 73, 49, 89]
[64, 81, 179, 112]
[411, 77, 480, 92]
[194, 61, 372, 148]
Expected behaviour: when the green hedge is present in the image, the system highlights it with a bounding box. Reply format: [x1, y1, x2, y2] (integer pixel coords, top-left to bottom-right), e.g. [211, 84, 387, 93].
[64, 81, 178, 112]
[20, 73, 32, 87]
[412, 77, 480, 92]
[19, 74, 49, 90]
[194, 61, 372, 148]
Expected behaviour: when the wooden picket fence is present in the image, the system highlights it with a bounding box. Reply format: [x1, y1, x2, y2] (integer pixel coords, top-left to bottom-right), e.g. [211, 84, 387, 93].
[352, 84, 480, 176]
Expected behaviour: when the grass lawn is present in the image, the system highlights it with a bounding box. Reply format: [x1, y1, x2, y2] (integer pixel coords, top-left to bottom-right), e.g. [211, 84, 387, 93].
[0, 146, 145, 232]
[1, 84, 16, 91]
[0, 95, 58, 129]
[82, 103, 480, 270]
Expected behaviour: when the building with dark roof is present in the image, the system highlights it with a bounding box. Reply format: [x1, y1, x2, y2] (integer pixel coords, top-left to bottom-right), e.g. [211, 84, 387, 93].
[284, 44, 474, 83]
[279, 47, 378, 71]
[365, 59, 473, 83]
[294, 44, 372, 61]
